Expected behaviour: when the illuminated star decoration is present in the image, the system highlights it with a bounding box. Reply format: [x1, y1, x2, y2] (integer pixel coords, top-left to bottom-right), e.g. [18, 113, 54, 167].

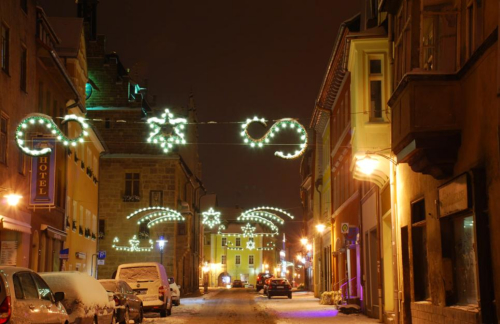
[112, 235, 154, 252]
[240, 116, 308, 159]
[241, 223, 256, 237]
[246, 238, 256, 250]
[147, 108, 187, 153]
[16, 113, 89, 156]
[202, 208, 221, 229]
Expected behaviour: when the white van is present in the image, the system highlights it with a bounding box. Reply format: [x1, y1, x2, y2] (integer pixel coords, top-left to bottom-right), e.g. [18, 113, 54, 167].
[116, 262, 172, 317]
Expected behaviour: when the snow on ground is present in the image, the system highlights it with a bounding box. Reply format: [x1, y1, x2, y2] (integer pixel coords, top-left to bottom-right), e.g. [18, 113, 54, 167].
[257, 291, 379, 324]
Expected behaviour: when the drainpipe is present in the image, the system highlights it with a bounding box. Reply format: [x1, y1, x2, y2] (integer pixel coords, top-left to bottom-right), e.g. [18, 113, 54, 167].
[315, 178, 323, 294]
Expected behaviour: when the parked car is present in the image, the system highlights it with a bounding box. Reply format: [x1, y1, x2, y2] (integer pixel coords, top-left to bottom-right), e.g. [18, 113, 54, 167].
[41, 271, 115, 324]
[99, 279, 143, 323]
[0, 266, 68, 324]
[256, 272, 274, 291]
[167, 278, 181, 306]
[116, 262, 172, 317]
[267, 278, 292, 299]
[263, 277, 274, 294]
[231, 280, 243, 288]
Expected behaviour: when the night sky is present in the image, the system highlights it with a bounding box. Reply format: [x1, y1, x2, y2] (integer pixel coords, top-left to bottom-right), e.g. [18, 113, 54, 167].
[40, 0, 360, 242]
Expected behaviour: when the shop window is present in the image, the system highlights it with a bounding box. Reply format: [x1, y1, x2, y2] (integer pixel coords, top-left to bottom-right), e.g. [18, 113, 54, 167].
[1, 24, 10, 73]
[411, 199, 430, 301]
[441, 215, 478, 305]
[0, 114, 7, 164]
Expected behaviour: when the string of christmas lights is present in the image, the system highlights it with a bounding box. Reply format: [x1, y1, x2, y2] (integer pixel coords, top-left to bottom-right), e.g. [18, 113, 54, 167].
[147, 108, 187, 153]
[112, 235, 154, 252]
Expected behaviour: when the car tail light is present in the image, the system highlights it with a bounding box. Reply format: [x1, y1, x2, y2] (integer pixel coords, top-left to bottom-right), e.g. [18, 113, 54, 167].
[113, 296, 120, 306]
[158, 286, 166, 296]
[0, 296, 11, 324]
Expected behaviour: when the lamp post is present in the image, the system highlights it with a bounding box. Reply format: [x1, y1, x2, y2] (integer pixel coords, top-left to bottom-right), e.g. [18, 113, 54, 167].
[157, 236, 167, 265]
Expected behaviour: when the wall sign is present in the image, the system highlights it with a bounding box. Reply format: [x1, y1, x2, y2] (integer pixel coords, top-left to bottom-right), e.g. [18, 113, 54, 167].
[0, 241, 18, 266]
[30, 138, 56, 206]
[438, 173, 471, 217]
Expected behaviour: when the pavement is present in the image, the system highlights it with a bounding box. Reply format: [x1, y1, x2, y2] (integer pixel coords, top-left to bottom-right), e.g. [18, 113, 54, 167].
[143, 288, 379, 324]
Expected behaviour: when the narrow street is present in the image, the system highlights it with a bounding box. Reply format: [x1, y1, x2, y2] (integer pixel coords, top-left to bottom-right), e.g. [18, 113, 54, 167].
[144, 289, 379, 324]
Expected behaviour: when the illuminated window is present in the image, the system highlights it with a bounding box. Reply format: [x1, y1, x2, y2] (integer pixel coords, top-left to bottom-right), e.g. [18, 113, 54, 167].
[368, 58, 383, 121]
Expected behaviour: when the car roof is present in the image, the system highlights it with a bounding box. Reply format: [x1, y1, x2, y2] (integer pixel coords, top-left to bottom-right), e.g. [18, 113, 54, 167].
[0, 266, 33, 275]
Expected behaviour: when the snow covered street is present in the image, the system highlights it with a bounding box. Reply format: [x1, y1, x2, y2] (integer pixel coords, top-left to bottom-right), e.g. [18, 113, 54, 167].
[143, 288, 379, 324]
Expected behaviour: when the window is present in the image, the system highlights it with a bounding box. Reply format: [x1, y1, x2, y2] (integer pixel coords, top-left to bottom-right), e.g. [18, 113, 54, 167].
[249, 255, 254, 265]
[221, 255, 226, 265]
[13, 272, 38, 299]
[32, 273, 53, 301]
[221, 237, 227, 247]
[79, 206, 84, 235]
[1, 25, 9, 73]
[92, 214, 97, 238]
[421, 0, 458, 72]
[0, 114, 7, 164]
[368, 58, 383, 121]
[411, 199, 430, 301]
[98, 219, 105, 239]
[441, 215, 478, 305]
[72, 201, 77, 231]
[236, 237, 241, 246]
[235, 255, 241, 265]
[138, 222, 150, 239]
[20, 46, 27, 91]
[125, 173, 140, 197]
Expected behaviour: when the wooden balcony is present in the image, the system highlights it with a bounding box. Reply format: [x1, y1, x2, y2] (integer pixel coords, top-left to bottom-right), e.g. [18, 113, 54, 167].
[388, 74, 462, 179]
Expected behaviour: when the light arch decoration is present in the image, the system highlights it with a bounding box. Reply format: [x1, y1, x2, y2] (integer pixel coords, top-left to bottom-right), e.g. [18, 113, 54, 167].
[16, 113, 89, 156]
[240, 116, 308, 159]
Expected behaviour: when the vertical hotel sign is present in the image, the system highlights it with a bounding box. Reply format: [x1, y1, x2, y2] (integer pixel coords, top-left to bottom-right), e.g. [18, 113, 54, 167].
[30, 138, 56, 206]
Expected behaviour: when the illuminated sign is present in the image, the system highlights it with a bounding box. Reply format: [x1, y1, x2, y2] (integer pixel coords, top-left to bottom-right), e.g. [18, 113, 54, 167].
[30, 138, 56, 206]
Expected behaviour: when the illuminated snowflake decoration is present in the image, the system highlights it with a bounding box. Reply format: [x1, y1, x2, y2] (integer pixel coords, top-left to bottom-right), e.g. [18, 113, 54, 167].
[112, 235, 154, 252]
[240, 116, 308, 159]
[202, 208, 221, 229]
[147, 108, 187, 153]
[246, 239, 256, 250]
[16, 113, 89, 156]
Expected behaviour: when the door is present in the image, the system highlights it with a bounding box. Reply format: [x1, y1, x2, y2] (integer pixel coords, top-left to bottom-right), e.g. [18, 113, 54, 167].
[401, 227, 412, 324]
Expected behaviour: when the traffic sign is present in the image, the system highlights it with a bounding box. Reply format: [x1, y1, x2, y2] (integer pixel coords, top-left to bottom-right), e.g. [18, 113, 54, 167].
[97, 259, 105, 265]
[98, 251, 106, 259]
[341, 223, 349, 234]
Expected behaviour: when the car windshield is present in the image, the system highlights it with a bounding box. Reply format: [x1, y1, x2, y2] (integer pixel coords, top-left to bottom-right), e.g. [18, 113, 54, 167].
[100, 281, 117, 292]
[271, 279, 288, 285]
[119, 267, 159, 281]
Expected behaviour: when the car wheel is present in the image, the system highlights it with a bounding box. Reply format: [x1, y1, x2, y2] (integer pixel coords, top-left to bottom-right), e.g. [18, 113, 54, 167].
[159, 309, 167, 318]
[174, 299, 180, 306]
[121, 308, 129, 324]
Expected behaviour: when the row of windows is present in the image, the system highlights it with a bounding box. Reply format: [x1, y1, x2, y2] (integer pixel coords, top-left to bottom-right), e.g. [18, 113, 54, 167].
[66, 196, 98, 239]
[220, 255, 254, 265]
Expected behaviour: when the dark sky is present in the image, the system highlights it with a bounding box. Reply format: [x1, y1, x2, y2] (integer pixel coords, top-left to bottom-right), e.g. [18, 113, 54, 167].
[40, 0, 360, 242]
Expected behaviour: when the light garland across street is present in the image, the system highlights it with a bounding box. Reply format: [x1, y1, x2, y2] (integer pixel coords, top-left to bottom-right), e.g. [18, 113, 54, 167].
[147, 108, 187, 153]
[16, 113, 89, 156]
[240, 116, 308, 159]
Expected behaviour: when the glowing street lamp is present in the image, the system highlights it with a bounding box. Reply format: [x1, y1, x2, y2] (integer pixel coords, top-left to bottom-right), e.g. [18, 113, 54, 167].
[356, 156, 379, 175]
[306, 244, 312, 251]
[315, 224, 326, 234]
[300, 238, 308, 245]
[4, 194, 22, 206]
[156, 236, 167, 265]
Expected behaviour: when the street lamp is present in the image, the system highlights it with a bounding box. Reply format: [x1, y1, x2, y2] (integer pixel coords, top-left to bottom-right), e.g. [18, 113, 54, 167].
[156, 236, 167, 265]
[300, 238, 308, 245]
[4, 194, 22, 206]
[315, 223, 326, 234]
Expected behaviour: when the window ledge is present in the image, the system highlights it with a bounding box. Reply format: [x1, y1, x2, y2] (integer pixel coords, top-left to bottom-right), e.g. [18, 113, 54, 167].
[364, 120, 390, 126]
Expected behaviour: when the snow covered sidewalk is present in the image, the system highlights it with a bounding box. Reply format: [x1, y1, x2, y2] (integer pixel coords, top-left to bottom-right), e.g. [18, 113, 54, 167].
[257, 291, 379, 324]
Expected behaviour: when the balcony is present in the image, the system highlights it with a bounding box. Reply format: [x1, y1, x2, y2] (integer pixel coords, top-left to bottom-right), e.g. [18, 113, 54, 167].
[388, 73, 461, 179]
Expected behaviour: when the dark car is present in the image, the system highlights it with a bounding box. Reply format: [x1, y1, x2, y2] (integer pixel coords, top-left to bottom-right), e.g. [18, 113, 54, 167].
[232, 280, 244, 288]
[263, 277, 274, 294]
[99, 279, 143, 324]
[267, 278, 292, 299]
[256, 272, 274, 291]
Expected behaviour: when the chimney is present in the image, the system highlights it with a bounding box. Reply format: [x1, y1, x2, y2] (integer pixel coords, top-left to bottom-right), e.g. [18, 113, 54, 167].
[77, 0, 99, 41]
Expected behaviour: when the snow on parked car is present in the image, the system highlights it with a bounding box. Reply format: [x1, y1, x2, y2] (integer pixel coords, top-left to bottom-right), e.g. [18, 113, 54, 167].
[167, 278, 181, 306]
[41, 271, 115, 324]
